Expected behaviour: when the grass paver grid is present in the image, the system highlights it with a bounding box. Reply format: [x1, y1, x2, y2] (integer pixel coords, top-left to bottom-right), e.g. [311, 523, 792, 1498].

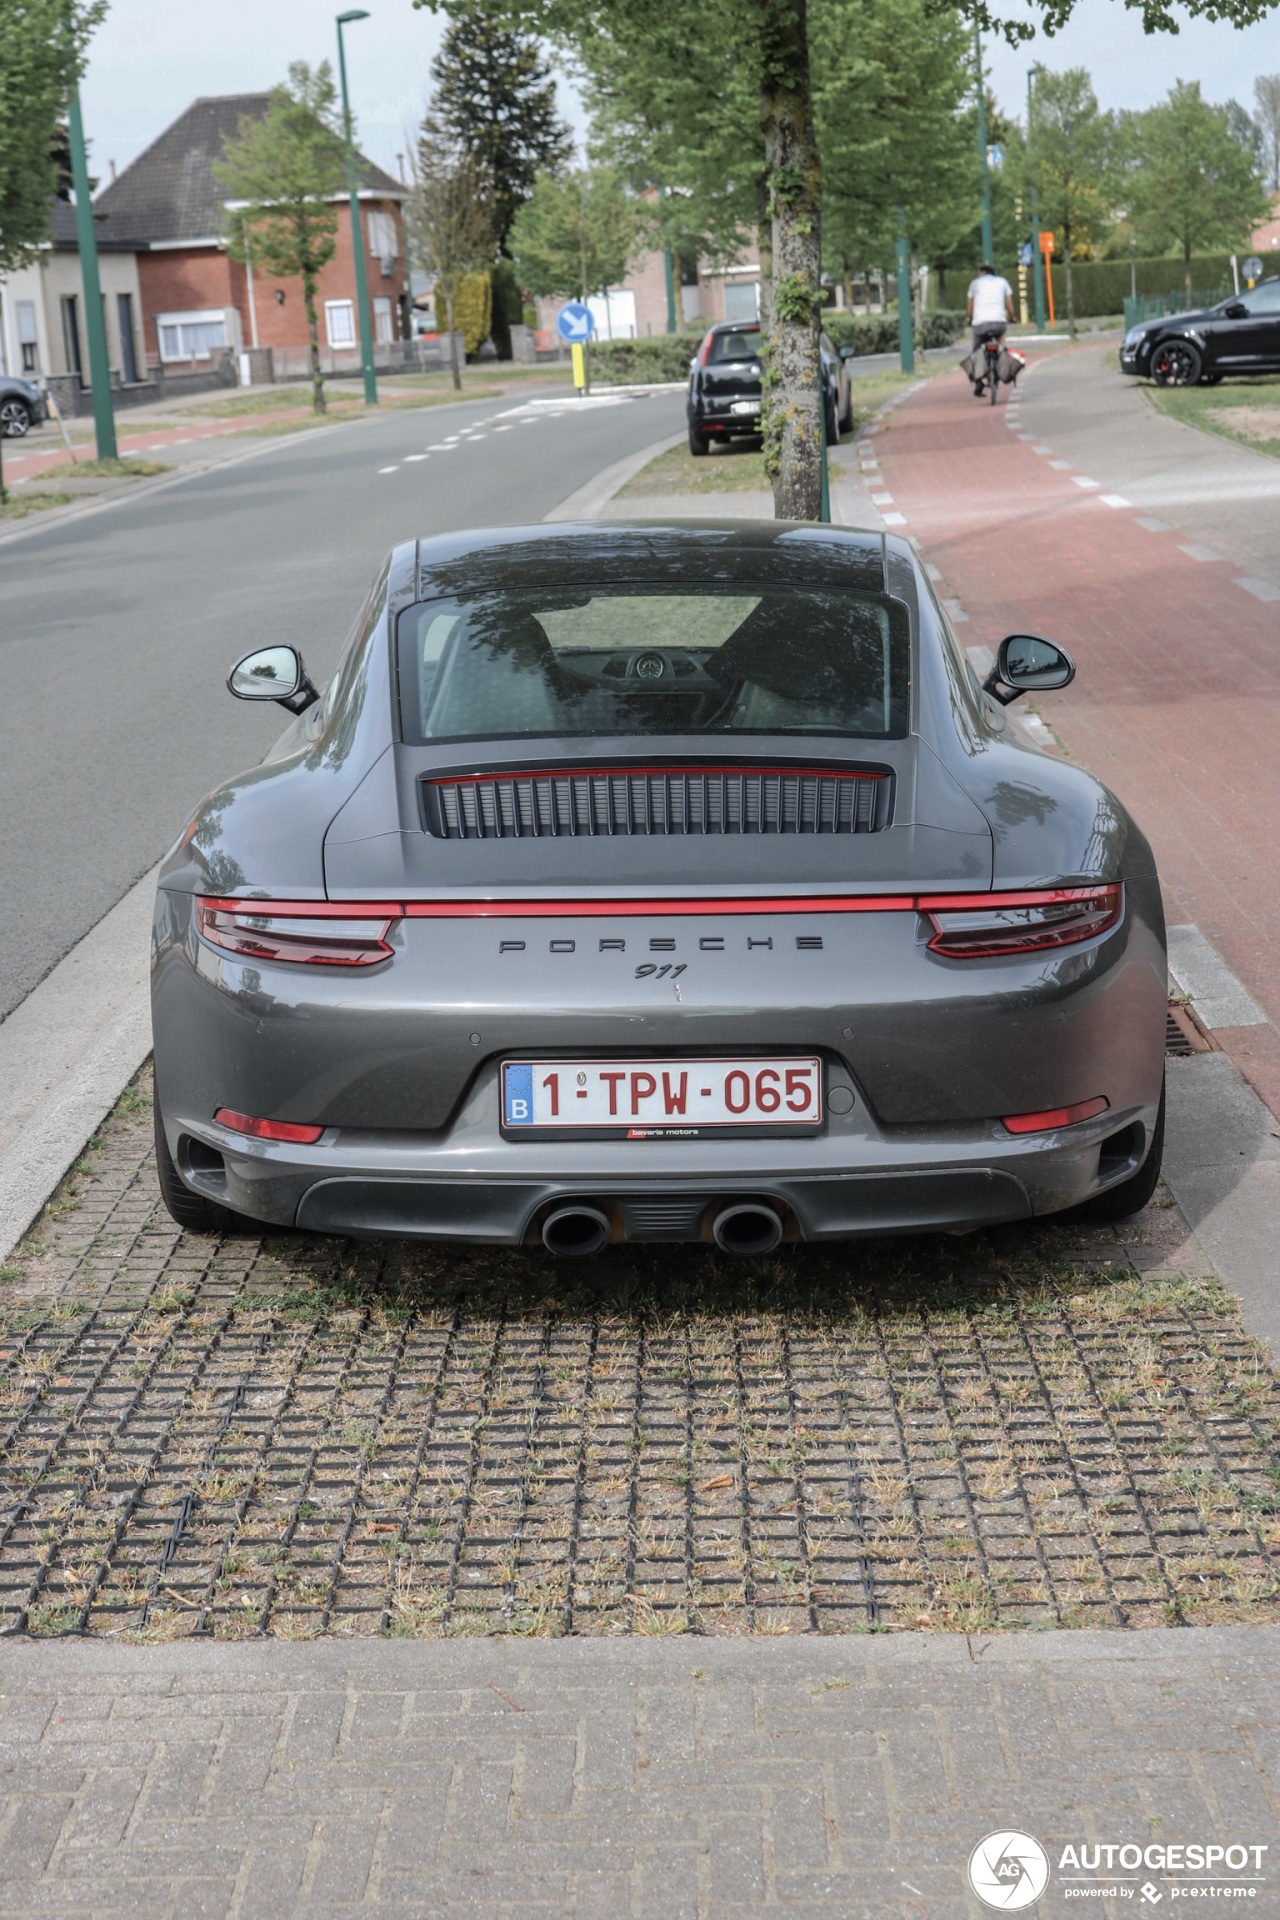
[0, 1072, 1277, 1641]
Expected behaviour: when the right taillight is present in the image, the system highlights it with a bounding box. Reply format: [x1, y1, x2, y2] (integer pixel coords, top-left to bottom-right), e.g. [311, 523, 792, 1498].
[196, 899, 398, 968]
[920, 885, 1123, 958]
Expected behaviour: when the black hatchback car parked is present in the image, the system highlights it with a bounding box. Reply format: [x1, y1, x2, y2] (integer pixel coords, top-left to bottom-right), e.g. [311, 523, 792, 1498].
[686, 321, 853, 454]
[1120, 277, 1280, 386]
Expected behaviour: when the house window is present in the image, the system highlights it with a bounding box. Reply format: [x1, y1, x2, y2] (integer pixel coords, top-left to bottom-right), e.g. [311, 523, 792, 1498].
[373, 296, 393, 344]
[17, 299, 39, 373]
[325, 299, 356, 347]
[723, 280, 760, 323]
[61, 294, 83, 378]
[157, 309, 228, 362]
[366, 210, 398, 271]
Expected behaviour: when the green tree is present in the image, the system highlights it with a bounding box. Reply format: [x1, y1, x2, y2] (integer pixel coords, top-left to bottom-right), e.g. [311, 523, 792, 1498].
[0, 0, 105, 502]
[1128, 80, 1271, 300]
[213, 63, 347, 416]
[0, 0, 104, 273]
[432, 3, 572, 253]
[508, 165, 639, 299]
[1256, 74, 1280, 191]
[405, 111, 495, 389]
[814, 0, 974, 311]
[423, 0, 1280, 521]
[1026, 67, 1115, 335]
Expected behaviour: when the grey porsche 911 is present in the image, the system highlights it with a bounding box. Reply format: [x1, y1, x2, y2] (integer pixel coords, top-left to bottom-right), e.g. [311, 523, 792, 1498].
[151, 521, 1167, 1256]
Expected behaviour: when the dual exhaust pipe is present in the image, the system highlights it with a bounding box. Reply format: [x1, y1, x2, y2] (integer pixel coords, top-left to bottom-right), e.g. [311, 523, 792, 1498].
[541, 1201, 784, 1259]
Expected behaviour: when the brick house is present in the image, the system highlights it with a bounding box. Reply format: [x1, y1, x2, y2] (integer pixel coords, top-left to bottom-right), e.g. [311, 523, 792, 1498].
[91, 95, 408, 377]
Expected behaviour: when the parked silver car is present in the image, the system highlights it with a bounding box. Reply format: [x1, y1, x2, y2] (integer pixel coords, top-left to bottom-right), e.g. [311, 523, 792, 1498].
[152, 521, 1166, 1255]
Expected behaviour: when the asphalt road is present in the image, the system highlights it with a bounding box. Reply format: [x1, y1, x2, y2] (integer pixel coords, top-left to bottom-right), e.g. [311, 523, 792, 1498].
[0, 385, 686, 1017]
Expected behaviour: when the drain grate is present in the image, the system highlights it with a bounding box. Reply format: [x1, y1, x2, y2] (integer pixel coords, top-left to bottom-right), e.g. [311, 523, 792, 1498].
[1165, 1000, 1215, 1056]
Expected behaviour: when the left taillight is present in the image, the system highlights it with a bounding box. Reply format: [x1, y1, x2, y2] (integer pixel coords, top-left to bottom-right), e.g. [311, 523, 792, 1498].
[921, 885, 1123, 959]
[195, 899, 398, 968]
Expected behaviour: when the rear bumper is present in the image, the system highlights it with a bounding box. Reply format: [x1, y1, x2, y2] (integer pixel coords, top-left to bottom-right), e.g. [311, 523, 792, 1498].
[163, 1054, 1158, 1242]
[153, 882, 1166, 1242]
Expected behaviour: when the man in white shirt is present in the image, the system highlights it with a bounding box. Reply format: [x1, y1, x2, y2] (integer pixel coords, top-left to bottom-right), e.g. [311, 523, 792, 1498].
[967, 263, 1015, 348]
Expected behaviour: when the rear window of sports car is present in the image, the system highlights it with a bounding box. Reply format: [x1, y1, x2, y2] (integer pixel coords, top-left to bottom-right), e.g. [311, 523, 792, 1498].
[396, 586, 910, 741]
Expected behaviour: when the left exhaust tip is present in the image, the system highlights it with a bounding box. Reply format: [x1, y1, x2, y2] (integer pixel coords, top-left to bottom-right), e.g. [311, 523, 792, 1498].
[542, 1206, 611, 1257]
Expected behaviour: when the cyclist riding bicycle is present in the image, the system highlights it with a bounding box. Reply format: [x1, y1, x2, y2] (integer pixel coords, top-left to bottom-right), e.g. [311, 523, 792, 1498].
[967, 263, 1016, 396]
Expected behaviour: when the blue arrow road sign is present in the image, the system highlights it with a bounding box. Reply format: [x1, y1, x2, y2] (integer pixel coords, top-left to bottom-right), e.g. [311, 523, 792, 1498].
[556, 301, 595, 343]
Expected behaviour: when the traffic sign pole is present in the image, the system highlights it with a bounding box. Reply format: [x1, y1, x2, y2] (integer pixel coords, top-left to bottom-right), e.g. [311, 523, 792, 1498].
[570, 342, 587, 393]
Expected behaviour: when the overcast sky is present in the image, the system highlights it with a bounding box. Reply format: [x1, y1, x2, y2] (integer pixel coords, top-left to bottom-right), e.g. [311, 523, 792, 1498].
[80, 0, 1279, 185]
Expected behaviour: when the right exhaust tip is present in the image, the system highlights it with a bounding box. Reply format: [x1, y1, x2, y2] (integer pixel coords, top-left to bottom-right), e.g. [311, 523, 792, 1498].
[542, 1206, 611, 1258]
[712, 1203, 784, 1258]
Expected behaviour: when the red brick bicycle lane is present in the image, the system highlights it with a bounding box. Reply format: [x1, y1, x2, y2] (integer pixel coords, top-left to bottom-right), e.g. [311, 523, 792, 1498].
[873, 364, 1280, 1120]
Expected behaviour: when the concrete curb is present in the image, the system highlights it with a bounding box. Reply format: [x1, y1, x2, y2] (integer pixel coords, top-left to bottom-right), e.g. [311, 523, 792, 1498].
[0, 868, 158, 1264]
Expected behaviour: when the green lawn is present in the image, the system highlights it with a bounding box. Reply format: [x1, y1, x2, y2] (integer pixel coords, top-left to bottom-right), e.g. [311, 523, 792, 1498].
[0, 488, 75, 520]
[36, 456, 170, 480]
[1144, 373, 1280, 460]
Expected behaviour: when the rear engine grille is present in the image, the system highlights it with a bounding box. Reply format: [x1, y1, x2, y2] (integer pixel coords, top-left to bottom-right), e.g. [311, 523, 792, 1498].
[424, 767, 892, 839]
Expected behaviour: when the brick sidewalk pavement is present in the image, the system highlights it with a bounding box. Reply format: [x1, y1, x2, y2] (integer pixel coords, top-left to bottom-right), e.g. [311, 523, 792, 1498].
[1, 1631, 1276, 1918]
[855, 360, 1280, 1122]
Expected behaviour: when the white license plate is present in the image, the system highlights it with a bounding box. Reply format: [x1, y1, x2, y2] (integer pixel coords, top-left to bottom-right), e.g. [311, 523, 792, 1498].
[502, 1057, 823, 1131]
[731, 400, 761, 414]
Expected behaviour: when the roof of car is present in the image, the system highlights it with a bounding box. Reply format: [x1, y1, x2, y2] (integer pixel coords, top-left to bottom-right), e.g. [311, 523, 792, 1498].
[409, 521, 891, 599]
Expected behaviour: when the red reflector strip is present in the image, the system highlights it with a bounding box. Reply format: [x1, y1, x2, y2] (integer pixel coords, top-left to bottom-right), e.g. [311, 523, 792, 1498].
[1003, 1096, 1110, 1135]
[214, 1108, 325, 1144]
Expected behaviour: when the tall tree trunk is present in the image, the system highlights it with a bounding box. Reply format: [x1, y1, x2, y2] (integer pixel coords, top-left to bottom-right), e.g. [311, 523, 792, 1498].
[445, 281, 462, 392]
[758, 0, 822, 522]
[1184, 238, 1193, 305]
[1064, 218, 1076, 338]
[302, 261, 326, 415]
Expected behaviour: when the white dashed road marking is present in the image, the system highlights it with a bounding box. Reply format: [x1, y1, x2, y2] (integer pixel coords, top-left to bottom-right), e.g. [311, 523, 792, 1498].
[1099, 494, 1131, 508]
[1049, 459, 1072, 470]
[378, 466, 399, 474]
[1136, 516, 1170, 532]
[882, 511, 907, 526]
[1179, 544, 1222, 563]
[1072, 476, 1099, 489]
[404, 454, 428, 462]
[1235, 576, 1280, 602]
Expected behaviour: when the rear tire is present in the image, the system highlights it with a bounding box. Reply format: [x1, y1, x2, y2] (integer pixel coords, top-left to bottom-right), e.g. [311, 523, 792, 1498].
[1071, 1079, 1166, 1222]
[1151, 341, 1202, 387]
[153, 1099, 260, 1236]
[688, 424, 710, 456]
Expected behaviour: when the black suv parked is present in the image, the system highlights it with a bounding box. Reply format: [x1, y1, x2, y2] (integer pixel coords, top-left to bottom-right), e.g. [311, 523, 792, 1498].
[1120, 277, 1280, 386]
[686, 321, 853, 454]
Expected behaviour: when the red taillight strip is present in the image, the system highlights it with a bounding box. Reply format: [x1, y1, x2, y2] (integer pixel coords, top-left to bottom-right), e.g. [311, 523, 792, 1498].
[196, 887, 1119, 920]
[403, 896, 915, 917]
[915, 887, 1116, 911]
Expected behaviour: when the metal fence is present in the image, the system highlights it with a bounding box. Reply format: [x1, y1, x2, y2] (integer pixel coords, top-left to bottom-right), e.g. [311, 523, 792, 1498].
[1123, 288, 1229, 328]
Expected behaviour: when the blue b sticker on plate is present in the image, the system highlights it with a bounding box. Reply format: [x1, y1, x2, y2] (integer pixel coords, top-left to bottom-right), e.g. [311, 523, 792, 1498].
[503, 1062, 534, 1126]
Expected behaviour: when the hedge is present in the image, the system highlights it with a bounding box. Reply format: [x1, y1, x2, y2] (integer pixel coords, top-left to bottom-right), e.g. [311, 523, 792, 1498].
[588, 310, 965, 386]
[824, 309, 966, 353]
[589, 334, 705, 384]
[1046, 254, 1238, 320]
[930, 253, 1243, 319]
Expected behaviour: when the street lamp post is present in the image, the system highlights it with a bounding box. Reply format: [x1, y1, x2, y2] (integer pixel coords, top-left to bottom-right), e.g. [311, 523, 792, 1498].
[894, 207, 915, 375]
[974, 29, 994, 266]
[67, 77, 117, 461]
[336, 9, 378, 405]
[1027, 65, 1047, 331]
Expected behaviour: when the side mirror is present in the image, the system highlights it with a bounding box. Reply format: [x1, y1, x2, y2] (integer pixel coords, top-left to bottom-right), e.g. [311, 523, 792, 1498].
[983, 633, 1076, 707]
[838, 344, 856, 361]
[227, 645, 319, 715]
[1223, 301, 1248, 319]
